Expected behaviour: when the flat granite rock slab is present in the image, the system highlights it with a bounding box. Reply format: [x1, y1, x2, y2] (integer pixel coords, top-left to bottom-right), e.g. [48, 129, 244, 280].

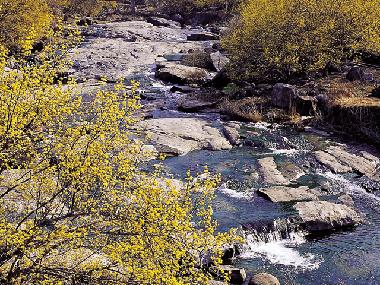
[326, 146, 380, 181]
[257, 157, 290, 185]
[258, 186, 319, 203]
[138, 117, 232, 156]
[314, 150, 353, 173]
[294, 200, 363, 231]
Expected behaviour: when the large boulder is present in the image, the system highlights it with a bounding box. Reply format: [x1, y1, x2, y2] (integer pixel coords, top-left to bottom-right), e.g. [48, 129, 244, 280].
[178, 97, 218, 112]
[249, 273, 280, 285]
[258, 186, 318, 203]
[294, 201, 363, 231]
[271, 83, 298, 109]
[346, 66, 365, 81]
[138, 118, 232, 156]
[212, 265, 246, 284]
[326, 146, 380, 182]
[146, 16, 180, 28]
[156, 63, 210, 84]
[295, 95, 317, 116]
[182, 52, 214, 70]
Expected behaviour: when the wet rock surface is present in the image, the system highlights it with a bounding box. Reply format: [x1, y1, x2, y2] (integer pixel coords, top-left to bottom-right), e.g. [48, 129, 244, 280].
[249, 273, 281, 285]
[294, 201, 363, 231]
[71, 17, 380, 284]
[258, 186, 318, 203]
[257, 157, 290, 185]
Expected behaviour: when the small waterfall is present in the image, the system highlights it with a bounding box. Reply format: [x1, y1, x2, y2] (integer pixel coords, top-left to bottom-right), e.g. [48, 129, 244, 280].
[242, 217, 305, 244]
[240, 218, 323, 270]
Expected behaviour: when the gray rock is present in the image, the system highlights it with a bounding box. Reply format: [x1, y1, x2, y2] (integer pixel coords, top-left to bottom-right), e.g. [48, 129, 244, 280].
[146, 16, 180, 28]
[138, 118, 232, 156]
[210, 51, 230, 72]
[187, 32, 219, 41]
[295, 95, 317, 116]
[346, 66, 365, 81]
[249, 273, 280, 285]
[215, 265, 246, 284]
[170, 85, 198, 93]
[314, 151, 353, 173]
[178, 98, 218, 112]
[156, 63, 210, 84]
[258, 186, 318, 203]
[222, 124, 241, 146]
[326, 146, 380, 181]
[257, 157, 290, 185]
[271, 83, 298, 109]
[294, 201, 363, 231]
[338, 194, 355, 206]
[71, 21, 203, 82]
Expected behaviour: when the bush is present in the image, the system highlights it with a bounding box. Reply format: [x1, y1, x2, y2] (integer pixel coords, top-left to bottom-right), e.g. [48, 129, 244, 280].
[223, 0, 380, 81]
[0, 25, 237, 285]
[0, 0, 53, 52]
[152, 0, 237, 15]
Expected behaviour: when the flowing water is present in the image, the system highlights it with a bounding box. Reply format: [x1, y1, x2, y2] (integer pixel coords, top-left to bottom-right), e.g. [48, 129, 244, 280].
[160, 124, 380, 285]
[75, 20, 380, 284]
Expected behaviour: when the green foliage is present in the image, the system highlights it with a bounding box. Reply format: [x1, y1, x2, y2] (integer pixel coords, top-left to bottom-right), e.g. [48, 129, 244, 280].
[223, 0, 380, 81]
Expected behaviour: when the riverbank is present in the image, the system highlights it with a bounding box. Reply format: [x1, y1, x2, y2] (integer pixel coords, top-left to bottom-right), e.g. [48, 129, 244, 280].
[68, 13, 380, 284]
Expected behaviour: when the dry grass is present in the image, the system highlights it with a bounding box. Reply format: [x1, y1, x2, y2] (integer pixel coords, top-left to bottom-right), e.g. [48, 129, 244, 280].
[219, 97, 263, 122]
[315, 71, 380, 108]
[333, 97, 380, 107]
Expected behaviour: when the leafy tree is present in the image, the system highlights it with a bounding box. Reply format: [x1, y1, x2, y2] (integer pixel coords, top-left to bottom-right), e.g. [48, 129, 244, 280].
[0, 18, 236, 285]
[0, 0, 52, 52]
[223, 0, 380, 81]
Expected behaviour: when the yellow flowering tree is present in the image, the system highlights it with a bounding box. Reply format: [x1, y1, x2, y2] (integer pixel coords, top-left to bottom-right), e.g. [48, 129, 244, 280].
[0, 21, 236, 285]
[223, 0, 380, 81]
[0, 0, 53, 52]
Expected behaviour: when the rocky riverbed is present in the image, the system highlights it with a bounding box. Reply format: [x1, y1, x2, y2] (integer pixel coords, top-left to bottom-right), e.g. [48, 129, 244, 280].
[71, 18, 380, 285]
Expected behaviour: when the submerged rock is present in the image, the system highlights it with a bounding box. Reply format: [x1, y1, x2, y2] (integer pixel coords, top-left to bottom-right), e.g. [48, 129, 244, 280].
[249, 273, 280, 285]
[294, 201, 363, 231]
[258, 186, 318, 203]
[257, 157, 290, 185]
[338, 194, 355, 207]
